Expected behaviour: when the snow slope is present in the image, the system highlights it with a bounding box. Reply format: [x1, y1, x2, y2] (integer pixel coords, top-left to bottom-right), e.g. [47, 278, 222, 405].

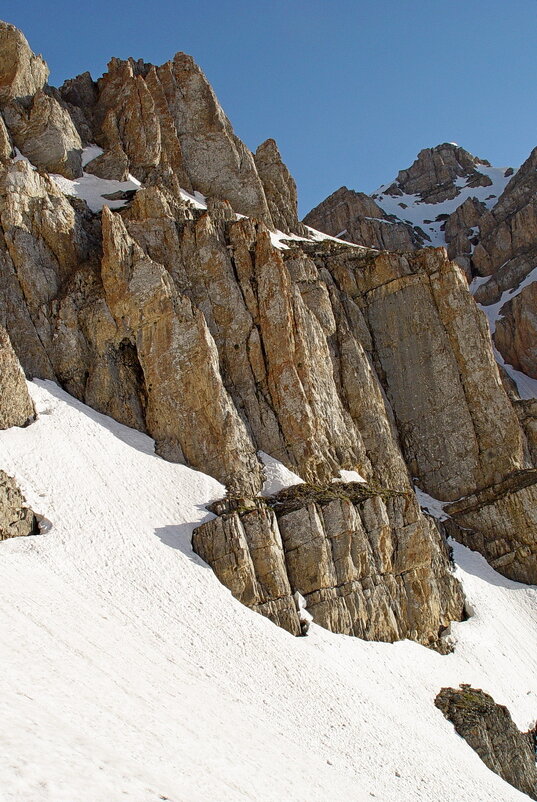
[373, 165, 515, 247]
[1, 381, 536, 801]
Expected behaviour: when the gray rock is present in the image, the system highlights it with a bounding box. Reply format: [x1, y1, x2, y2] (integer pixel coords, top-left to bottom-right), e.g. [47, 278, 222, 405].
[304, 186, 424, 251]
[3, 90, 83, 178]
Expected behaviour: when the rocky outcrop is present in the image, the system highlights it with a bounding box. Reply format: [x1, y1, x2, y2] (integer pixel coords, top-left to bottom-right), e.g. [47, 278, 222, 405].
[2, 153, 536, 582]
[0, 112, 12, 159]
[0, 22, 48, 104]
[385, 143, 492, 204]
[0, 325, 34, 428]
[435, 685, 537, 800]
[304, 186, 424, 250]
[2, 90, 83, 178]
[443, 470, 537, 584]
[64, 53, 275, 224]
[0, 470, 38, 541]
[473, 147, 537, 279]
[254, 138, 306, 235]
[84, 144, 129, 181]
[514, 399, 537, 467]
[100, 206, 260, 492]
[193, 483, 464, 648]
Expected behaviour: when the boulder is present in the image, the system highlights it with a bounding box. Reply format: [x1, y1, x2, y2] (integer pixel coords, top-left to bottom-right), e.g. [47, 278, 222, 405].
[0, 470, 38, 541]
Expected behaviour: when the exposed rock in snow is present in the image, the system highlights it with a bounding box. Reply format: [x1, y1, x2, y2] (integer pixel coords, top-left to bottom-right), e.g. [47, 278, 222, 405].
[436, 685, 537, 799]
[0, 468, 38, 541]
[193, 482, 465, 647]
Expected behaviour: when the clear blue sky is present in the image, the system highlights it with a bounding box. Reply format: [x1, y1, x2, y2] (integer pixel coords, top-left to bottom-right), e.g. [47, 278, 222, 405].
[2, 0, 537, 216]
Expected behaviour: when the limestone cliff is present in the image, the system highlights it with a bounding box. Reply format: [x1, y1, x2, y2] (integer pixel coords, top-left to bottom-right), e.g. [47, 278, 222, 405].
[2, 21, 537, 647]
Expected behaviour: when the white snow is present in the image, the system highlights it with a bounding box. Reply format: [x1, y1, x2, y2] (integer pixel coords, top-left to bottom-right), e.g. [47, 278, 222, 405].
[80, 144, 105, 167]
[1, 381, 536, 801]
[336, 468, 366, 484]
[258, 450, 304, 496]
[304, 224, 367, 249]
[413, 486, 449, 521]
[293, 591, 313, 629]
[51, 170, 142, 213]
[179, 188, 208, 210]
[373, 164, 516, 247]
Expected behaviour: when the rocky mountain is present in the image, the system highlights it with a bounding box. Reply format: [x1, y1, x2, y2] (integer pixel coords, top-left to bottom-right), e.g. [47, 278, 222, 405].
[0, 21, 536, 801]
[305, 142, 537, 398]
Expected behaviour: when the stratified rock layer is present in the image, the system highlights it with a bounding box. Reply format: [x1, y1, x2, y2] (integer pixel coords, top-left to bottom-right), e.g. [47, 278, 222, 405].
[444, 470, 537, 585]
[193, 483, 465, 648]
[435, 686, 537, 800]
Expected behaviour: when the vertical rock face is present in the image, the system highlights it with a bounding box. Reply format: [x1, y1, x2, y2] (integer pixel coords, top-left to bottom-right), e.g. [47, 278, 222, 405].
[75, 53, 276, 224]
[193, 483, 464, 648]
[472, 147, 537, 279]
[254, 138, 306, 234]
[435, 686, 537, 800]
[444, 196, 486, 277]
[100, 206, 261, 493]
[0, 112, 12, 159]
[444, 471, 537, 585]
[305, 141, 537, 388]
[329, 245, 525, 501]
[156, 54, 273, 224]
[494, 282, 537, 380]
[0, 22, 48, 104]
[0, 325, 34, 429]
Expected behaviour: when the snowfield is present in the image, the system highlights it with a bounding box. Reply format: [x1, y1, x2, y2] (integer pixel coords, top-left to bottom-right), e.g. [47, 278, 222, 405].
[1, 381, 536, 801]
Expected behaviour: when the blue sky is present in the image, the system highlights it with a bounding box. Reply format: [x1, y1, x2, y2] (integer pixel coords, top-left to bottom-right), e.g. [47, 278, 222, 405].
[3, 0, 537, 215]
